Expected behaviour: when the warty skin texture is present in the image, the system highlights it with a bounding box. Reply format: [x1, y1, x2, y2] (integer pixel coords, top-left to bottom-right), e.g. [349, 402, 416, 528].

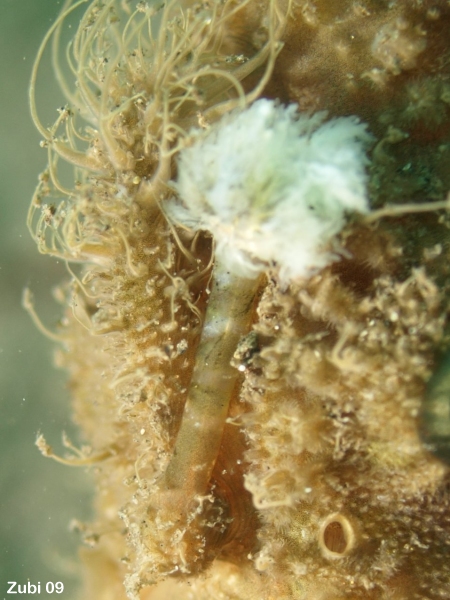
[28, 0, 450, 599]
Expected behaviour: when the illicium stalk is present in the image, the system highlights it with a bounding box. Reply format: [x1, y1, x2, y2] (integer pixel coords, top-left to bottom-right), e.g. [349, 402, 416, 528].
[163, 265, 257, 500]
[158, 98, 372, 517]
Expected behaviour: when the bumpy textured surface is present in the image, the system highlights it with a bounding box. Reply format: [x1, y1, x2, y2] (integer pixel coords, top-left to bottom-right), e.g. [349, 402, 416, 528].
[29, 0, 450, 599]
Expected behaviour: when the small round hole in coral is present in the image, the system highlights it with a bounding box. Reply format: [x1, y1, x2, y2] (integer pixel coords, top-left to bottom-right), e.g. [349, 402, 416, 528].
[319, 513, 356, 559]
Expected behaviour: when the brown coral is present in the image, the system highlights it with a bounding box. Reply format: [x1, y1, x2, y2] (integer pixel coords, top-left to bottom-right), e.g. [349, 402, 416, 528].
[28, 0, 450, 599]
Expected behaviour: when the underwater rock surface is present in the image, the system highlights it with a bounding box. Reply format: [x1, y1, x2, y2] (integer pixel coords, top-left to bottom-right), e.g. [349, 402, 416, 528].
[29, 0, 450, 598]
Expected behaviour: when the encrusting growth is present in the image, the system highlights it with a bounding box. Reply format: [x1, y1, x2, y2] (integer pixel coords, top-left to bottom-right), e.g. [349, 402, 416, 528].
[421, 351, 450, 463]
[27, 0, 450, 599]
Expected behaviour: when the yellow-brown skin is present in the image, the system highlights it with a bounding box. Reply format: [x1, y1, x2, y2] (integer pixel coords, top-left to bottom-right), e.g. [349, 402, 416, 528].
[29, 0, 450, 598]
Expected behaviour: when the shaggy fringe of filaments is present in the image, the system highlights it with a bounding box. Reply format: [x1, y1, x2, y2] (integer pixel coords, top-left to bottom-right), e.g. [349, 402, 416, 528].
[26, 0, 290, 594]
[27, 0, 288, 267]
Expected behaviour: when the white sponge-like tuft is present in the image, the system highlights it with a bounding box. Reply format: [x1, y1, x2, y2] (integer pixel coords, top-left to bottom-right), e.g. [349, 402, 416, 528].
[170, 99, 372, 282]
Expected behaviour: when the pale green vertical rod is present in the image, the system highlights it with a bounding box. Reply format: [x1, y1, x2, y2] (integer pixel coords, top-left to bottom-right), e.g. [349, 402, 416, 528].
[163, 261, 257, 498]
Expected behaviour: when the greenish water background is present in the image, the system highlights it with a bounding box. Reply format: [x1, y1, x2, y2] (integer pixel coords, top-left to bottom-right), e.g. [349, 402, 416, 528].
[0, 1, 92, 597]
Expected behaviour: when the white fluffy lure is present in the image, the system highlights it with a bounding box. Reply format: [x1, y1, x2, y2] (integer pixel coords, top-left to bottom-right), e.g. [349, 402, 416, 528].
[157, 100, 372, 526]
[171, 98, 372, 283]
